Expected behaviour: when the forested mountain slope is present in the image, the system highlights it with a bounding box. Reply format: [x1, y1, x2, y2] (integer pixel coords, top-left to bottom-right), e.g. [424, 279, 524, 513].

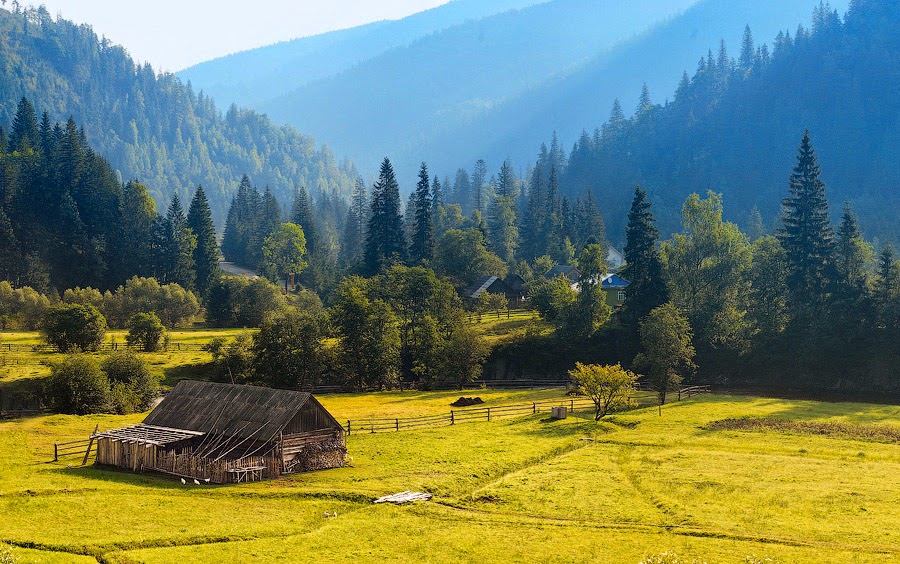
[0, 6, 357, 223]
[542, 0, 898, 241]
[178, 0, 548, 108]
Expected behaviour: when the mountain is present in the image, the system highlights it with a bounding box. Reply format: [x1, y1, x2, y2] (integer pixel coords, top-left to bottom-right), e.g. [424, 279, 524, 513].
[544, 0, 899, 242]
[0, 5, 357, 224]
[180, 0, 845, 187]
[178, 0, 548, 108]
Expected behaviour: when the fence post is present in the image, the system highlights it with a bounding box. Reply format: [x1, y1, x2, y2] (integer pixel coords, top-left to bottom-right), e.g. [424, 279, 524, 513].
[533, 402, 536, 414]
[54, 443, 58, 462]
[395, 418, 399, 431]
[487, 408, 491, 422]
[450, 410, 455, 425]
[678, 389, 682, 401]
[570, 399, 574, 412]
[346, 420, 351, 435]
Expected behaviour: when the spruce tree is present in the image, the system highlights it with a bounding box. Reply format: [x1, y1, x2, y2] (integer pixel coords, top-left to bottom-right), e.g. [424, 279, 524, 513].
[739, 25, 756, 72]
[161, 194, 197, 289]
[452, 169, 471, 215]
[779, 131, 835, 312]
[431, 175, 443, 212]
[874, 245, 899, 328]
[488, 196, 518, 265]
[621, 187, 669, 331]
[290, 185, 318, 254]
[471, 159, 488, 214]
[834, 203, 871, 292]
[364, 158, 406, 274]
[9, 97, 38, 152]
[496, 159, 517, 199]
[410, 162, 434, 264]
[341, 177, 367, 265]
[187, 186, 220, 296]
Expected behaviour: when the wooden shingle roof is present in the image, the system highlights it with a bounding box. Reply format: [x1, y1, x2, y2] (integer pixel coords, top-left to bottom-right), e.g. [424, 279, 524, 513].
[142, 381, 333, 442]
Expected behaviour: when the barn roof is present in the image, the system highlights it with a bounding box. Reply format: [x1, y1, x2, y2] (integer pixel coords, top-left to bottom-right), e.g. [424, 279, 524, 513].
[142, 381, 336, 442]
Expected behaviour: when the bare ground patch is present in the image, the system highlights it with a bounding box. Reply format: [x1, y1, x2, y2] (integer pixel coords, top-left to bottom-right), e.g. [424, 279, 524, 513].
[706, 418, 900, 444]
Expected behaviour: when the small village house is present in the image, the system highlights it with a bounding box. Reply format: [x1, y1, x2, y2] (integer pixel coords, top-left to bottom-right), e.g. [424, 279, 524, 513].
[93, 380, 345, 484]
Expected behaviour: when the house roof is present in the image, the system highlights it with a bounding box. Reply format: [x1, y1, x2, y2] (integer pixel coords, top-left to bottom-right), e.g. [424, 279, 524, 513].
[601, 273, 631, 289]
[142, 381, 335, 442]
[464, 275, 516, 299]
[547, 265, 580, 280]
[504, 274, 526, 292]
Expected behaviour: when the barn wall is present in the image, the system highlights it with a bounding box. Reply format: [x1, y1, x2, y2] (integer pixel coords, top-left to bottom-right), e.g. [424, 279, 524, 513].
[281, 431, 346, 474]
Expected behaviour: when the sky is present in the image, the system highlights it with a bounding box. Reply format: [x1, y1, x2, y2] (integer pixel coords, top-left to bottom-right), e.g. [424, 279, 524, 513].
[25, 0, 452, 72]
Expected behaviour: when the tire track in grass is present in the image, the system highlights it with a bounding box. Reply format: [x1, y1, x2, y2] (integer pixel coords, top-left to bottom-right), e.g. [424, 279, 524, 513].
[426, 502, 900, 556]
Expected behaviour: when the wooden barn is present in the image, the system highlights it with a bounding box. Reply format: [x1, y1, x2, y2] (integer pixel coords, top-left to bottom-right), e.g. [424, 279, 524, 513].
[93, 381, 345, 484]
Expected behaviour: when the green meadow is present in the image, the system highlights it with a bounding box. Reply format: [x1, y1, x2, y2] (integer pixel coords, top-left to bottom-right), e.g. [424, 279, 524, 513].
[1, 392, 899, 563]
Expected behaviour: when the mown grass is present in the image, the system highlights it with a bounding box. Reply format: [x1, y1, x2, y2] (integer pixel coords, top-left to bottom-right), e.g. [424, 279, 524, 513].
[1, 393, 899, 563]
[466, 308, 551, 345]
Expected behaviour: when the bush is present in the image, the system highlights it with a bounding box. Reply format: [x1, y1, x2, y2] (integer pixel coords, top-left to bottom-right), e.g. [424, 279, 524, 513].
[126, 312, 165, 352]
[42, 303, 107, 352]
[0, 281, 50, 330]
[46, 356, 109, 415]
[103, 277, 200, 328]
[203, 333, 255, 383]
[101, 352, 159, 411]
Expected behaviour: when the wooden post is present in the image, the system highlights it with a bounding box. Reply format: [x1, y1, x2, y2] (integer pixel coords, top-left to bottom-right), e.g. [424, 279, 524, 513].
[346, 420, 351, 435]
[532, 402, 536, 414]
[487, 408, 491, 422]
[82, 424, 99, 466]
[450, 410, 455, 425]
[54, 443, 58, 462]
[395, 418, 399, 431]
[570, 399, 574, 412]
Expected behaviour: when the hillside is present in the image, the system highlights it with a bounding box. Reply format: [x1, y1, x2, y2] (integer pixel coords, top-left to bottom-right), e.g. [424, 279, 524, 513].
[178, 0, 548, 108]
[180, 0, 845, 186]
[0, 6, 357, 224]
[544, 0, 899, 241]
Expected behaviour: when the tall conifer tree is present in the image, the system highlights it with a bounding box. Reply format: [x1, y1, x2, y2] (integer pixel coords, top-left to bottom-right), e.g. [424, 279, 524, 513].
[621, 187, 669, 331]
[187, 186, 219, 296]
[364, 158, 406, 274]
[779, 131, 835, 312]
[410, 162, 434, 264]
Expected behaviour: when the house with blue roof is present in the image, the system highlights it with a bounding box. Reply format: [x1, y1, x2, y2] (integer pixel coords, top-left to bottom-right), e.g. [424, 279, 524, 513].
[601, 273, 630, 307]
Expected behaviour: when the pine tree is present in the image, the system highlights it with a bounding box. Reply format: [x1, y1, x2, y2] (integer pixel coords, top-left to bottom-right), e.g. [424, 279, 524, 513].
[834, 203, 871, 292]
[496, 159, 517, 199]
[519, 162, 545, 262]
[452, 169, 471, 215]
[290, 185, 318, 254]
[410, 162, 434, 264]
[573, 189, 607, 252]
[221, 175, 259, 267]
[739, 25, 755, 73]
[471, 159, 488, 214]
[746, 206, 766, 241]
[874, 245, 899, 329]
[258, 186, 283, 246]
[8, 97, 38, 152]
[779, 131, 835, 312]
[543, 165, 565, 261]
[637, 83, 653, 115]
[161, 194, 197, 289]
[119, 180, 158, 279]
[341, 177, 368, 265]
[621, 187, 669, 330]
[364, 158, 406, 274]
[187, 186, 220, 297]
[431, 175, 443, 212]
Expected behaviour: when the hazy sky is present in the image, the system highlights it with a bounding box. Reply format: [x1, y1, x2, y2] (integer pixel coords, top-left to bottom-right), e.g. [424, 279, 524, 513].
[26, 1, 452, 72]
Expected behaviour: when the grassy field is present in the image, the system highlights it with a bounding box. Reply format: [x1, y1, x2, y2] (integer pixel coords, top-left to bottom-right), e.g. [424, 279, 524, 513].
[1, 392, 899, 563]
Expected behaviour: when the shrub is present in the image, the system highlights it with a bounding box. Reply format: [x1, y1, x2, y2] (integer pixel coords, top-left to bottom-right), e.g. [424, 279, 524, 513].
[101, 352, 159, 411]
[206, 276, 285, 328]
[46, 356, 109, 415]
[0, 281, 50, 330]
[569, 362, 637, 420]
[42, 303, 107, 352]
[203, 333, 255, 383]
[126, 312, 165, 352]
[103, 277, 200, 328]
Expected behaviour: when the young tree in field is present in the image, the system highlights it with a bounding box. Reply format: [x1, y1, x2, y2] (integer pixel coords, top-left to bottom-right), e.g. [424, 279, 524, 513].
[633, 303, 695, 406]
[569, 363, 638, 420]
[261, 223, 308, 292]
[410, 162, 434, 264]
[126, 312, 165, 352]
[365, 158, 406, 274]
[779, 130, 835, 314]
[621, 187, 669, 338]
[42, 303, 107, 352]
[187, 186, 220, 297]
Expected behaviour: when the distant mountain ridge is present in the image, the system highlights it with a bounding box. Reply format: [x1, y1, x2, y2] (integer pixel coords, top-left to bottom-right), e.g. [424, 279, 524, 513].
[180, 0, 847, 188]
[178, 0, 549, 108]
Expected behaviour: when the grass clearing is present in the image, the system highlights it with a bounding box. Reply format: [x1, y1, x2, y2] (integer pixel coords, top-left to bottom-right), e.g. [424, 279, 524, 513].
[1, 393, 899, 562]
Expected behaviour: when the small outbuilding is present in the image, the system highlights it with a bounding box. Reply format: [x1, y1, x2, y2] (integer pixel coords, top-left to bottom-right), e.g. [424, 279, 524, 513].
[93, 380, 345, 483]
